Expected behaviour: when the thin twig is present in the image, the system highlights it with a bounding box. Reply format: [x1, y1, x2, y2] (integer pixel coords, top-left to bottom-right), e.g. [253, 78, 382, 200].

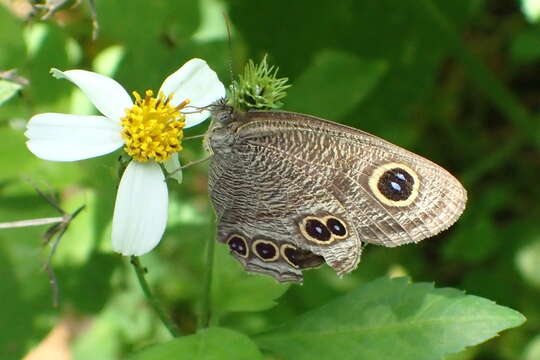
[181, 156, 211, 169]
[44, 224, 68, 307]
[44, 206, 85, 261]
[166, 156, 211, 180]
[42, 205, 86, 307]
[0, 217, 63, 229]
[2, 201, 86, 307]
[88, 0, 99, 40]
[44, 263, 60, 307]
[223, 11, 235, 85]
[130, 256, 181, 337]
[183, 134, 206, 141]
[35, 186, 63, 214]
[198, 230, 216, 329]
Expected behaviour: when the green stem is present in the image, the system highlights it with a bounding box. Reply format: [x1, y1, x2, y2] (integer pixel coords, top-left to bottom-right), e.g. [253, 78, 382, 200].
[130, 256, 181, 337]
[198, 232, 216, 329]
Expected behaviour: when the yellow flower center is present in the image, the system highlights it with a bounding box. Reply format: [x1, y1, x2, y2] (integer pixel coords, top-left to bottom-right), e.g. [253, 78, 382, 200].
[120, 90, 189, 162]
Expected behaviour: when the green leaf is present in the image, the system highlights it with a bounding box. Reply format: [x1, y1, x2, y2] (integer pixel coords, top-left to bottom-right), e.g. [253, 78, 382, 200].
[96, 0, 200, 45]
[129, 328, 263, 360]
[0, 127, 38, 180]
[285, 50, 387, 121]
[73, 290, 156, 360]
[255, 277, 525, 360]
[229, 0, 475, 145]
[211, 243, 289, 319]
[516, 238, 540, 289]
[0, 244, 35, 359]
[524, 334, 540, 360]
[93, 45, 126, 77]
[56, 253, 118, 313]
[511, 29, 540, 64]
[0, 6, 25, 68]
[443, 185, 511, 263]
[192, 0, 229, 42]
[23, 23, 73, 111]
[0, 196, 61, 359]
[0, 80, 22, 106]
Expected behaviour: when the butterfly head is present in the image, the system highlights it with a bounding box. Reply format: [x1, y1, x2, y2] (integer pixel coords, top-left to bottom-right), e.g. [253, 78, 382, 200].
[209, 98, 235, 124]
[205, 99, 240, 155]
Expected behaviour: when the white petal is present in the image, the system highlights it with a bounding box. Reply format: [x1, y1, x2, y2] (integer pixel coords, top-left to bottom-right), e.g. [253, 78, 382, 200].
[159, 58, 226, 128]
[25, 113, 123, 161]
[112, 161, 168, 256]
[51, 68, 132, 121]
[164, 153, 183, 183]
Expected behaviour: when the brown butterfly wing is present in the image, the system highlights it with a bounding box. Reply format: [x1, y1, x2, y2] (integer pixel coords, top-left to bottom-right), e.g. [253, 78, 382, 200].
[208, 110, 467, 282]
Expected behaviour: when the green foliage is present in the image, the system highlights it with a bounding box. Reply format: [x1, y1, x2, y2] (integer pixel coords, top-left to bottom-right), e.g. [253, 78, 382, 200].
[255, 278, 525, 360]
[516, 239, 540, 289]
[211, 243, 290, 320]
[129, 328, 263, 360]
[0, 80, 22, 106]
[0, 6, 25, 68]
[0, 0, 537, 359]
[286, 50, 387, 120]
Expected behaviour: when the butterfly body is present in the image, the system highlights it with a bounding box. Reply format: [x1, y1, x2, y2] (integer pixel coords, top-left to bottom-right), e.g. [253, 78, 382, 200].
[207, 108, 467, 282]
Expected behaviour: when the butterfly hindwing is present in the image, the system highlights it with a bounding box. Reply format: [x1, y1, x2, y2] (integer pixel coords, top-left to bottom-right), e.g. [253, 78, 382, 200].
[209, 136, 362, 282]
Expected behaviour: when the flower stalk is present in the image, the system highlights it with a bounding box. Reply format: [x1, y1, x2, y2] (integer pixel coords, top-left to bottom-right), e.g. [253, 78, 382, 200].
[198, 225, 216, 329]
[130, 256, 181, 337]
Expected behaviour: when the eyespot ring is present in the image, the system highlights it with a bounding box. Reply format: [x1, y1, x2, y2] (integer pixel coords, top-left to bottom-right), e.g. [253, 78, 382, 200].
[226, 234, 249, 258]
[368, 162, 420, 207]
[280, 244, 300, 268]
[322, 215, 348, 239]
[299, 216, 334, 245]
[252, 239, 279, 262]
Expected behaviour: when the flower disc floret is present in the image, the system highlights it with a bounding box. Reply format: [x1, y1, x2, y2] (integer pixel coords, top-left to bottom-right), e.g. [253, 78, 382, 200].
[121, 90, 188, 162]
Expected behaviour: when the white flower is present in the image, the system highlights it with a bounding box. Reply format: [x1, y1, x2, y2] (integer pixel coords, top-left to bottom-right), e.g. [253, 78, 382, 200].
[25, 58, 225, 256]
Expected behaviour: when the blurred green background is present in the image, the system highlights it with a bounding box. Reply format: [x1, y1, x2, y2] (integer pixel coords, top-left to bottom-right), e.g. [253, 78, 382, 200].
[1, 0, 539, 359]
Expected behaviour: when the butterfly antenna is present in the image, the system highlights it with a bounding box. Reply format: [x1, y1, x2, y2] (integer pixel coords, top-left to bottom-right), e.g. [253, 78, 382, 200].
[223, 12, 235, 89]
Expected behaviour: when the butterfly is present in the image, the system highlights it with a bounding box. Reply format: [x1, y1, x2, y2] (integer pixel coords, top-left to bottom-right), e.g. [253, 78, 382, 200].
[206, 105, 467, 282]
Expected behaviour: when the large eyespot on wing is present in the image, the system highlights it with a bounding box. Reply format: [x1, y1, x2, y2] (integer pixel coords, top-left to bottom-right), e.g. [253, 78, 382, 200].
[323, 215, 348, 239]
[252, 239, 280, 262]
[280, 244, 324, 269]
[368, 162, 420, 207]
[361, 159, 467, 246]
[300, 216, 333, 244]
[298, 215, 349, 244]
[296, 212, 361, 275]
[226, 234, 249, 258]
